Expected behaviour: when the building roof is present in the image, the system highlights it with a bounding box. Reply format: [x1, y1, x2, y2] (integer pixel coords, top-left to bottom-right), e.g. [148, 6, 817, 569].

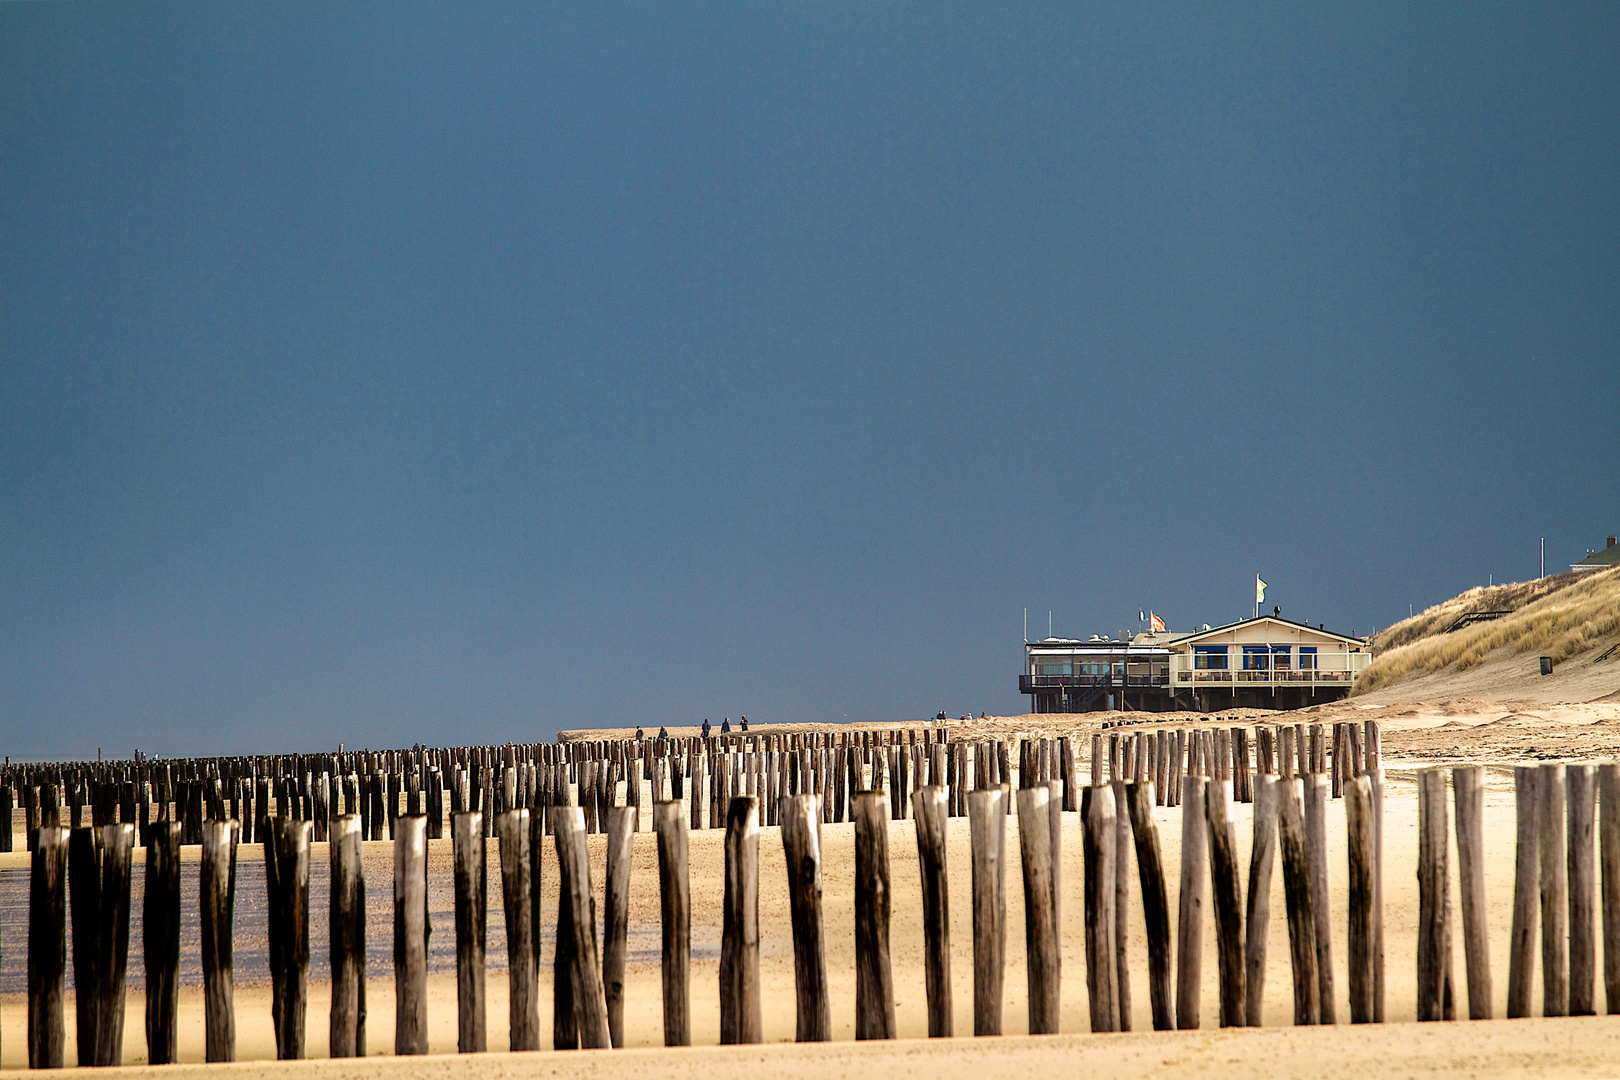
[1024, 638, 1169, 655]
[1169, 615, 1366, 648]
[1572, 536, 1620, 572]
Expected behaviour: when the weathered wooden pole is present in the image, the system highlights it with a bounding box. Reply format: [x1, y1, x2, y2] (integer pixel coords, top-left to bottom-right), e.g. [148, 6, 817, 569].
[195, 817, 237, 1061]
[266, 817, 312, 1059]
[780, 793, 831, 1041]
[1277, 777, 1319, 1025]
[144, 821, 182, 1064]
[1125, 781, 1173, 1030]
[554, 806, 612, 1049]
[1206, 778, 1245, 1027]
[1244, 773, 1277, 1026]
[394, 815, 429, 1055]
[719, 795, 762, 1044]
[1540, 762, 1569, 1017]
[1568, 763, 1596, 1016]
[1508, 765, 1540, 1018]
[1600, 763, 1620, 1014]
[452, 811, 487, 1053]
[853, 791, 898, 1039]
[1082, 784, 1119, 1032]
[29, 824, 69, 1068]
[1345, 774, 1375, 1023]
[1304, 773, 1337, 1022]
[1453, 766, 1492, 1019]
[967, 786, 1006, 1035]
[604, 804, 637, 1047]
[72, 822, 136, 1066]
[1110, 776, 1130, 1031]
[328, 814, 366, 1058]
[1176, 774, 1207, 1029]
[1416, 769, 1451, 1021]
[913, 784, 953, 1037]
[654, 800, 691, 1046]
[1017, 784, 1059, 1034]
[495, 809, 538, 1050]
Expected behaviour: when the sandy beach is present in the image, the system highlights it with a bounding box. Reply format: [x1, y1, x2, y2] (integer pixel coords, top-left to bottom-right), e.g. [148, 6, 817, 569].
[5, 698, 1620, 1075]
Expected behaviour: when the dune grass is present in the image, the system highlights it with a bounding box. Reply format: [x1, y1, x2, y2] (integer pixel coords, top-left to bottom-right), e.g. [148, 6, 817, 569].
[1353, 565, 1620, 696]
[1370, 571, 1583, 656]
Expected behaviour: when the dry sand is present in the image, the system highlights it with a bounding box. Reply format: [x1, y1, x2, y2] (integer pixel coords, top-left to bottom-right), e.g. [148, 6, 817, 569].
[7, 697, 1620, 1076]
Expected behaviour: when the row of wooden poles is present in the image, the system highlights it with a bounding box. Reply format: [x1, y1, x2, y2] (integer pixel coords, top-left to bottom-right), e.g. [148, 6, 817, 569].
[2, 718, 1374, 854]
[24, 722, 1620, 1069]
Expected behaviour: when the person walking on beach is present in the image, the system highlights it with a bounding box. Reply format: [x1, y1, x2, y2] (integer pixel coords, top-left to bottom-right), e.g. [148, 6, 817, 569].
[721, 717, 731, 734]
[702, 718, 711, 740]
[740, 715, 748, 732]
[635, 725, 644, 741]
[658, 725, 669, 742]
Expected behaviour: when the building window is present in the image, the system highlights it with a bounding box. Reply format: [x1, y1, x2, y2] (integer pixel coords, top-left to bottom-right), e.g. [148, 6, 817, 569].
[1034, 657, 1072, 676]
[1272, 645, 1292, 670]
[1242, 645, 1270, 671]
[1194, 646, 1229, 670]
[1299, 647, 1317, 670]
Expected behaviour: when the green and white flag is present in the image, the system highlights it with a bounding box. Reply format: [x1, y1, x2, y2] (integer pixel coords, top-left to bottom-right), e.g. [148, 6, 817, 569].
[1256, 574, 1267, 605]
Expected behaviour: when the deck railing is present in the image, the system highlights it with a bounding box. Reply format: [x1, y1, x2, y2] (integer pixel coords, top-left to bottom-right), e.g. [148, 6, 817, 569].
[1169, 650, 1371, 686]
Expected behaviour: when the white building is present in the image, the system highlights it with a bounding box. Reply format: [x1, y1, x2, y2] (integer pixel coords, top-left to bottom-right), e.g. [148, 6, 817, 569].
[1021, 615, 1369, 713]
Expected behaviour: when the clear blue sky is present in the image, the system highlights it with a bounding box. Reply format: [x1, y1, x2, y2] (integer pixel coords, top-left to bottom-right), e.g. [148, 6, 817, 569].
[3, 3, 1616, 756]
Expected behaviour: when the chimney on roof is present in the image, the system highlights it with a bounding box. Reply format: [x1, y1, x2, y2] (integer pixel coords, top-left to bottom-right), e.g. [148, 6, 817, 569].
[1609, 536, 1617, 548]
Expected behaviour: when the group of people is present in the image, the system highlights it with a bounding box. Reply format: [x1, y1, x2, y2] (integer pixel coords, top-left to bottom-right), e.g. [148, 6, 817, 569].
[635, 715, 748, 742]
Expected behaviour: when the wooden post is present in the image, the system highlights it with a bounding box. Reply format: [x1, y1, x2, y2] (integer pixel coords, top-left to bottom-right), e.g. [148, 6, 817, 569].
[1206, 779, 1245, 1027]
[266, 817, 312, 1059]
[1601, 764, 1620, 1015]
[1540, 763, 1569, 1017]
[201, 818, 238, 1062]
[720, 796, 762, 1044]
[1176, 774, 1207, 1029]
[653, 801, 690, 1046]
[29, 824, 69, 1068]
[1017, 785, 1059, 1034]
[605, 805, 636, 1047]
[1110, 777, 1130, 1031]
[1244, 773, 1277, 1027]
[1060, 738, 1077, 810]
[1304, 773, 1337, 1022]
[967, 787, 1006, 1036]
[452, 812, 487, 1053]
[144, 821, 182, 1064]
[1508, 765, 1540, 1018]
[1125, 782, 1173, 1030]
[853, 791, 897, 1039]
[72, 822, 137, 1066]
[528, 798, 545, 977]
[1568, 763, 1597, 1016]
[1277, 778, 1319, 1025]
[1416, 769, 1451, 1021]
[394, 815, 429, 1055]
[1345, 775, 1375, 1023]
[554, 806, 612, 1048]
[913, 785, 953, 1037]
[495, 809, 541, 1049]
[1453, 766, 1492, 1019]
[1049, 776, 1065, 988]
[328, 814, 366, 1058]
[780, 793, 831, 1041]
[1082, 784, 1119, 1032]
